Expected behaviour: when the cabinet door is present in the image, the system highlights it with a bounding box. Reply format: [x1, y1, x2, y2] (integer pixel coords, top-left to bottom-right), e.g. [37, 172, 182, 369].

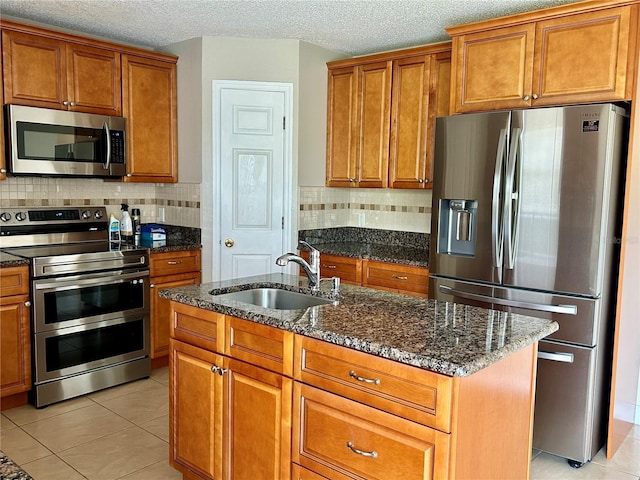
[1, 43, 5, 181]
[2, 30, 67, 109]
[151, 272, 201, 359]
[424, 51, 451, 188]
[223, 357, 292, 480]
[326, 66, 358, 187]
[170, 339, 223, 480]
[122, 54, 178, 183]
[532, 5, 636, 105]
[451, 23, 535, 112]
[389, 55, 431, 189]
[356, 61, 391, 188]
[0, 294, 31, 397]
[67, 43, 122, 115]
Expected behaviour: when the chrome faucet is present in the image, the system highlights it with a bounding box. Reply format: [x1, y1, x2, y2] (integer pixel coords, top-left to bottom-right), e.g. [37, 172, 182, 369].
[276, 241, 320, 291]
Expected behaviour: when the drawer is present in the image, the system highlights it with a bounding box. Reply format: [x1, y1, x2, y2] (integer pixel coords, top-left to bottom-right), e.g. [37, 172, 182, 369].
[170, 301, 224, 353]
[225, 316, 294, 376]
[291, 464, 329, 480]
[150, 249, 201, 277]
[362, 259, 429, 296]
[295, 336, 452, 432]
[0, 266, 29, 297]
[292, 383, 450, 480]
[301, 252, 362, 285]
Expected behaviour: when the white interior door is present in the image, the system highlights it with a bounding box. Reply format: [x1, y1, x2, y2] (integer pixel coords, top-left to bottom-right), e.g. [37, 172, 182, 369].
[217, 83, 291, 281]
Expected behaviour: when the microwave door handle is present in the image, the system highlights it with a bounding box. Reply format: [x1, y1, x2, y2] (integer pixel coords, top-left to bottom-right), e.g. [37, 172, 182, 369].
[103, 122, 111, 170]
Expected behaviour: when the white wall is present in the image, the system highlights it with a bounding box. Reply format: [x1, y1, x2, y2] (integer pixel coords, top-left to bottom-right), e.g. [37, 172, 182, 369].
[163, 37, 342, 282]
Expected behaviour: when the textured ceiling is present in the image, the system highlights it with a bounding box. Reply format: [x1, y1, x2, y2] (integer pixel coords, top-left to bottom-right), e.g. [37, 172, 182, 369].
[1, 0, 581, 56]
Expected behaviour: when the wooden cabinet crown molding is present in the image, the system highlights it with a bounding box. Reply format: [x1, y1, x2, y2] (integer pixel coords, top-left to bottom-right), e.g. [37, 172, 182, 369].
[326, 41, 451, 70]
[445, 0, 639, 35]
[0, 19, 177, 64]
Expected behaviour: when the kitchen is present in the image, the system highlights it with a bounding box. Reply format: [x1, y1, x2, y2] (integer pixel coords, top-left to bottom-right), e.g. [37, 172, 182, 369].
[0, 0, 639, 479]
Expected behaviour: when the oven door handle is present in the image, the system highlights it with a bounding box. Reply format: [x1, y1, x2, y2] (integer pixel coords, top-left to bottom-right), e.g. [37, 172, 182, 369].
[103, 122, 111, 171]
[34, 269, 149, 291]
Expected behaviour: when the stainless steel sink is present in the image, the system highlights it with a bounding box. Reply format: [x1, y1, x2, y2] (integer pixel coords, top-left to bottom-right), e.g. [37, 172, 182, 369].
[214, 287, 335, 310]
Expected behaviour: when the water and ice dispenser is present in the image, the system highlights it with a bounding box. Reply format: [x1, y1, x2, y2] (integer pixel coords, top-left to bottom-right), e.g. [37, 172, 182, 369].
[437, 199, 478, 257]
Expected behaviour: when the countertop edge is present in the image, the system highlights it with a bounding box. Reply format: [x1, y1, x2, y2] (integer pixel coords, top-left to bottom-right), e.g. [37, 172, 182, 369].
[160, 275, 558, 377]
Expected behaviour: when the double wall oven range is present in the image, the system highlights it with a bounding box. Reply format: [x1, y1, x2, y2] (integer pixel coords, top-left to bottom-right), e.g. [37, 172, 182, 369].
[0, 206, 151, 408]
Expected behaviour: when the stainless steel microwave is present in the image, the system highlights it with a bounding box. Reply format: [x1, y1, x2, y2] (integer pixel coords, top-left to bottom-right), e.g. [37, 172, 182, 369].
[6, 105, 126, 178]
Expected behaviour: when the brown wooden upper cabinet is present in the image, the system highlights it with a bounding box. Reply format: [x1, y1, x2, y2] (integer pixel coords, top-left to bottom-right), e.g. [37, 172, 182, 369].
[326, 43, 451, 189]
[447, 1, 639, 113]
[122, 55, 178, 183]
[2, 29, 122, 116]
[1, 20, 179, 183]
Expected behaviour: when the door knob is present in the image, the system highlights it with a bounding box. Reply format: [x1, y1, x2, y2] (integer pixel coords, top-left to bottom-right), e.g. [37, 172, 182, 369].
[224, 238, 235, 248]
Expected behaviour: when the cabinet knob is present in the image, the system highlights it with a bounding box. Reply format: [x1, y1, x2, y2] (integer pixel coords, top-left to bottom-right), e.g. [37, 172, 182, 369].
[0, 168, 6, 173]
[150, 284, 156, 288]
[418, 178, 424, 183]
[532, 93, 538, 100]
[24, 301, 31, 307]
[70, 101, 76, 106]
[523, 95, 530, 101]
[63, 100, 69, 106]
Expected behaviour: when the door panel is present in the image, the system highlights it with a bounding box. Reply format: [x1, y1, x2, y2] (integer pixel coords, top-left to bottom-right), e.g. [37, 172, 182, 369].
[430, 277, 599, 346]
[219, 87, 286, 281]
[533, 340, 597, 463]
[504, 105, 620, 296]
[430, 111, 511, 284]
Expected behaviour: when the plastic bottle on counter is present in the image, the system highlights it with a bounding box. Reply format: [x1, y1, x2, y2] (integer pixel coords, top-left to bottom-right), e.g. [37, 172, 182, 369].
[120, 203, 133, 246]
[108, 213, 121, 247]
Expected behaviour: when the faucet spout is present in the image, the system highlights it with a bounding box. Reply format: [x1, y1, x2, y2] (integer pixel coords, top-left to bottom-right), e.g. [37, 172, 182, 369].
[275, 242, 321, 290]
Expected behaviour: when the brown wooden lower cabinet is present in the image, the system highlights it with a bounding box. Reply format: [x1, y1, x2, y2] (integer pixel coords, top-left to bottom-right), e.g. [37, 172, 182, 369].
[150, 250, 201, 366]
[292, 382, 450, 480]
[0, 266, 31, 406]
[169, 301, 538, 480]
[300, 251, 429, 297]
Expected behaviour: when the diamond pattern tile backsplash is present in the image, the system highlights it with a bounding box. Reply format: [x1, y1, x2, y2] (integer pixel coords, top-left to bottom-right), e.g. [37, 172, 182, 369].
[1, 178, 431, 233]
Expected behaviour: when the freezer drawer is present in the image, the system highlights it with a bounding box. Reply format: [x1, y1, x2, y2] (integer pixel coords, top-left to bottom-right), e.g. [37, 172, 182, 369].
[430, 276, 601, 346]
[533, 340, 605, 464]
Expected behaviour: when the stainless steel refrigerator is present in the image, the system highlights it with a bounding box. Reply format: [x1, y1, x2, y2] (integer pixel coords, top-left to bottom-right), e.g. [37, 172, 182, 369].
[429, 103, 628, 467]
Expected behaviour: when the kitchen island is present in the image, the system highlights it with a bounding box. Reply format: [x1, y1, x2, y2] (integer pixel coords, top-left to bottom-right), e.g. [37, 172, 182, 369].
[161, 273, 558, 480]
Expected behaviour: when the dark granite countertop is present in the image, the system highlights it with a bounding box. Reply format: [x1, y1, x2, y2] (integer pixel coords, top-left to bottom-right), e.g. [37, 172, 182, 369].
[160, 273, 558, 377]
[0, 451, 33, 480]
[299, 227, 429, 267]
[311, 242, 428, 267]
[0, 251, 30, 268]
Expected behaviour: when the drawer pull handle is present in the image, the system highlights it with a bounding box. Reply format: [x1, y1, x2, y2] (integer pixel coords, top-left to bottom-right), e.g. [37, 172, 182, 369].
[322, 264, 337, 269]
[168, 260, 183, 265]
[391, 275, 408, 280]
[349, 370, 380, 385]
[346, 441, 378, 459]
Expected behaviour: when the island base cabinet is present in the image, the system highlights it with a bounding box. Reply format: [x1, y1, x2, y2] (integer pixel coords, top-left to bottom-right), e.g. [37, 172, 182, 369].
[292, 382, 451, 480]
[170, 339, 223, 480]
[224, 358, 292, 480]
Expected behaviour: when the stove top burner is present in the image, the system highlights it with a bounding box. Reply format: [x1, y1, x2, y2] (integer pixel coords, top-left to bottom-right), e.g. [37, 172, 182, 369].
[4, 241, 145, 259]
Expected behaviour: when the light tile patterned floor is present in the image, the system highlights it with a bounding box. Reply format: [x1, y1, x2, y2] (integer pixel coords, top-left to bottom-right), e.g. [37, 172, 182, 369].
[1, 366, 638, 479]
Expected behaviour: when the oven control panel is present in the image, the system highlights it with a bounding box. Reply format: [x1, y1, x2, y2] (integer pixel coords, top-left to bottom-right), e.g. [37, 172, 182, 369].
[0, 207, 108, 229]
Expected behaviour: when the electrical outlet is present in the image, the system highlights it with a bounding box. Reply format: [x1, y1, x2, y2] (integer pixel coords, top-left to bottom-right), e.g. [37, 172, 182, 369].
[158, 207, 165, 223]
[358, 211, 365, 227]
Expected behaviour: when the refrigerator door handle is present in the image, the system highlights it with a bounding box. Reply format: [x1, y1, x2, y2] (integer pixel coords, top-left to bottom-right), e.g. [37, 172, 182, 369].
[537, 351, 575, 363]
[504, 127, 522, 270]
[438, 285, 578, 315]
[492, 128, 508, 274]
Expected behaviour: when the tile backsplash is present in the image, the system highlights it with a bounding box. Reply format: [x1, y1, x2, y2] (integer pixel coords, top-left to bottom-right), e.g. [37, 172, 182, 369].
[1, 179, 431, 234]
[0, 177, 201, 228]
[299, 186, 432, 233]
